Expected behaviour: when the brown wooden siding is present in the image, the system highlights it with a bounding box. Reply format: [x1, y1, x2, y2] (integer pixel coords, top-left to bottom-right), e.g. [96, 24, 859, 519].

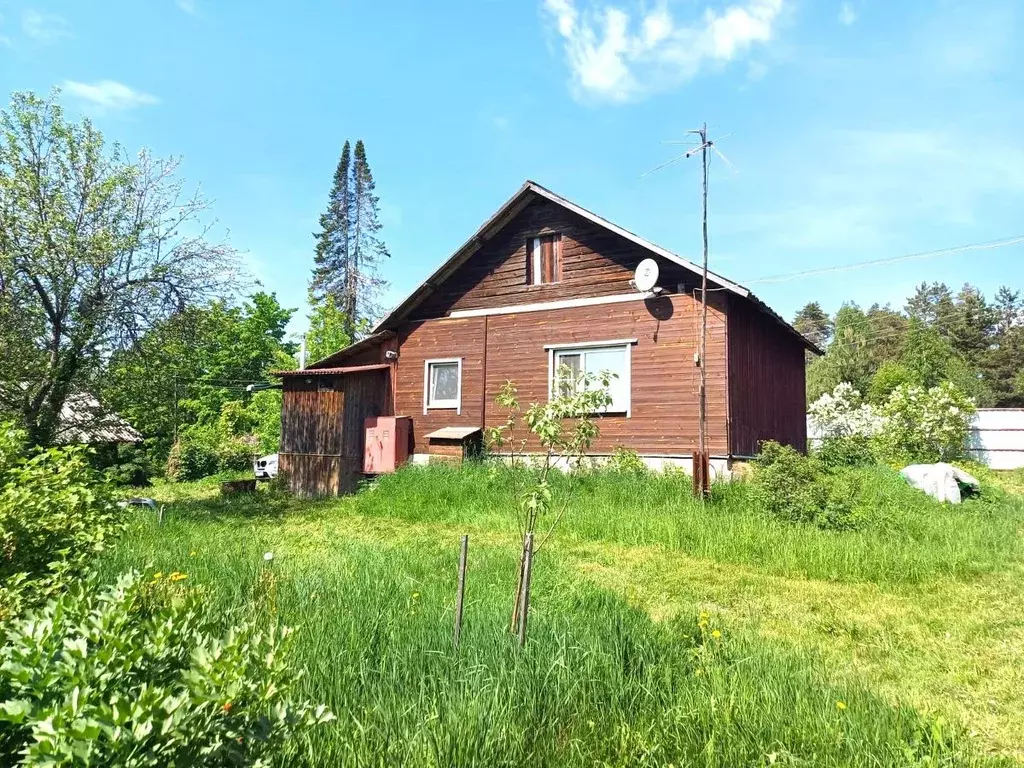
[727, 296, 808, 456]
[279, 369, 389, 496]
[391, 293, 728, 456]
[417, 198, 701, 318]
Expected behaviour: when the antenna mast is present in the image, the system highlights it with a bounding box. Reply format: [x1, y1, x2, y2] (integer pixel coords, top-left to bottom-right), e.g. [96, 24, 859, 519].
[697, 122, 709, 496]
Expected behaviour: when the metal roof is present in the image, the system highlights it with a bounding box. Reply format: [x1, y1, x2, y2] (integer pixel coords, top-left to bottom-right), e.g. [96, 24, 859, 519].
[54, 392, 142, 445]
[425, 426, 482, 440]
[307, 331, 396, 370]
[368, 180, 819, 354]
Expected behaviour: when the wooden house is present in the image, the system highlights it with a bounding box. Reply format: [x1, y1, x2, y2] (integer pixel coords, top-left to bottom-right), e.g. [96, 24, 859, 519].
[276, 181, 820, 496]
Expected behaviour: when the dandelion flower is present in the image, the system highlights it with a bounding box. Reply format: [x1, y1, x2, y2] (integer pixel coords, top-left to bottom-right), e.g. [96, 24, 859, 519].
[711, 630, 722, 639]
[169, 572, 187, 582]
[264, 552, 274, 562]
[189, 550, 197, 557]
[836, 701, 847, 711]
[152, 572, 163, 580]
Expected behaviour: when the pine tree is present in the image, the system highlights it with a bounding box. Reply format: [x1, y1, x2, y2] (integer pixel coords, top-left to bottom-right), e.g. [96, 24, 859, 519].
[792, 301, 833, 349]
[905, 282, 955, 336]
[948, 284, 996, 368]
[994, 286, 1021, 336]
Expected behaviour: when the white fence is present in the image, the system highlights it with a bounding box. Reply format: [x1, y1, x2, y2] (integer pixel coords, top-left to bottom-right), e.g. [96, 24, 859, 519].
[807, 408, 1024, 470]
[968, 409, 1024, 470]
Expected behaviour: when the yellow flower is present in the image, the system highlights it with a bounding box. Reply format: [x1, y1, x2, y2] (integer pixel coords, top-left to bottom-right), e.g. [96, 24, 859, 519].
[412, 592, 420, 600]
[836, 701, 847, 711]
[189, 551, 197, 557]
[169, 572, 187, 582]
[711, 630, 722, 639]
[152, 572, 163, 580]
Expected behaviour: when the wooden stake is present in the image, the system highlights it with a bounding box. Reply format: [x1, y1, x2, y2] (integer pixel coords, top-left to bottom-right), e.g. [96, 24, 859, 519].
[454, 534, 468, 648]
[518, 532, 534, 647]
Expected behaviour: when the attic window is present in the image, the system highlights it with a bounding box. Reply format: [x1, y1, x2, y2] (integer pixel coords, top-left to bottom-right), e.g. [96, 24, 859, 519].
[527, 234, 561, 285]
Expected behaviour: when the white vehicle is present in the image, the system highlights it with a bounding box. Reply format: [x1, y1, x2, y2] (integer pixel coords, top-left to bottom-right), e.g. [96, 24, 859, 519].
[254, 453, 278, 480]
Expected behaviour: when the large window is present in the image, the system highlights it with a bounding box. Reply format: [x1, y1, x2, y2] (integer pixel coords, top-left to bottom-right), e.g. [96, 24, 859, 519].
[546, 340, 634, 416]
[527, 234, 561, 285]
[423, 358, 462, 413]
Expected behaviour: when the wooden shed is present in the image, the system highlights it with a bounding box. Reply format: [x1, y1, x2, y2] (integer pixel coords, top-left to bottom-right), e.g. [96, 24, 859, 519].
[277, 364, 390, 497]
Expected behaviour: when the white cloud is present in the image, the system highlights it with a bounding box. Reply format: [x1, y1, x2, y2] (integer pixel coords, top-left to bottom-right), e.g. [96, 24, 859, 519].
[176, 0, 199, 15]
[62, 80, 160, 113]
[838, 2, 856, 26]
[542, 0, 785, 102]
[21, 9, 70, 43]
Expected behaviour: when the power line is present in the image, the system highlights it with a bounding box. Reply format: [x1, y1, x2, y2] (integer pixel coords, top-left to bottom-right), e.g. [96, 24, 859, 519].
[742, 235, 1024, 286]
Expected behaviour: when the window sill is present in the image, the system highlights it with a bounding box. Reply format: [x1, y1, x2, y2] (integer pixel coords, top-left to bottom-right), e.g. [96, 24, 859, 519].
[426, 404, 460, 411]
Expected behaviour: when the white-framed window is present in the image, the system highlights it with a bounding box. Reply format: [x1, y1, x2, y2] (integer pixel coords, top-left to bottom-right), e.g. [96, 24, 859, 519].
[423, 358, 462, 414]
[545, 339, 635, 416]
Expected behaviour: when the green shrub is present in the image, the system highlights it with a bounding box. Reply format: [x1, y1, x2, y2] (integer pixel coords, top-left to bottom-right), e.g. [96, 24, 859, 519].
[102, 443, 153, 487]
[0, 571, 333, 765]
[816, 433, 875, 468]
[166, 434, 218, 482]
[0, 425, 123, 620]
[751, 442, 857, 531]
[217, 439, 255, 473]
[605, 446, 648, 475]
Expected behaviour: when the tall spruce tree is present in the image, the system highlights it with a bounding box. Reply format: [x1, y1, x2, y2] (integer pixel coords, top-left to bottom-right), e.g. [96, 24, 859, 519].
[311, 141, 351, 306]
[309, 140, 389, 341]
[349, 140, 390, 325]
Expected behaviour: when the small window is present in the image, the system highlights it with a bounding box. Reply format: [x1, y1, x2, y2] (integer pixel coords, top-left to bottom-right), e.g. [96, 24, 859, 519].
[317, 378, 335, 392]
[527, 234, 561, 285]
[549, 343, 631, 415]
[424, 358, 462, 413]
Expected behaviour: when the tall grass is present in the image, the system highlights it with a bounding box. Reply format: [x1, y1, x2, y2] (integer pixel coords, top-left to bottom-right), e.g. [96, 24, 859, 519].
[101, 511, 1003, 767]
[349, 463, 1024, 585]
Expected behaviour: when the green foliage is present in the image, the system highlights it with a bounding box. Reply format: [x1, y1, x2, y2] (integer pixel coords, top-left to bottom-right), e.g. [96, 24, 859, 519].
[0, 424, 122, 621]
[305, 295, 353, 364]
[806, 304, 875, 401]
[0, 91, 240, 447]
[487, 367, 614, 542]
[166, 434, 218, 483]
[751, 442, 857, 530]
[105, 292, 295, 468]
[874, 382, 976, 465]
[101, 444, 153, 488]
[0, 571, 334, 766]
[606, 446, 649, 475]
[868, 361, 917, 404]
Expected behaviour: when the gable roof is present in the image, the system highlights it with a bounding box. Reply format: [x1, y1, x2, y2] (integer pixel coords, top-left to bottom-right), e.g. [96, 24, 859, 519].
[370, 180, 819, 354]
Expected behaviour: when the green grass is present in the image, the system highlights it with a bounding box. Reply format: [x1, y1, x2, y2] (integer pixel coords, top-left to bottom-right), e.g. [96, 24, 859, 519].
[101, 465, 1024, 765]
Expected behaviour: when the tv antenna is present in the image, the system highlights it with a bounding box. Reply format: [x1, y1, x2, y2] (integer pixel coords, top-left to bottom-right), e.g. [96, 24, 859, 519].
[641, 123, 735, 498]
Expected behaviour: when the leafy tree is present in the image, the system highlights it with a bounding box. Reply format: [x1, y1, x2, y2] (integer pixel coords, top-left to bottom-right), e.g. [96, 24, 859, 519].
[0, 92, 239, 446]
[865, 304, 909, 368]
[306, 294, 353, 364]
[105, 292, 295, 462]
[806, 304, 874, 401]
[868, 361, 917, 404]
[898, 320, 990, 404]
[309, 139, 390, 338]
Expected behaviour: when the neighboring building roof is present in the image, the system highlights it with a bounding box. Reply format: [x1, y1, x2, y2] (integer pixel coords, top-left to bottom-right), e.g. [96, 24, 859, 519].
[368, 180, 820, 354]
[272, 364, 391, 377]
[54, 392, 143, 445]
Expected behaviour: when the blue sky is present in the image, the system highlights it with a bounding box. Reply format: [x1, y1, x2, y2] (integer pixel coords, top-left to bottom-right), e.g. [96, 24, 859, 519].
[1, 0, 1022, 336]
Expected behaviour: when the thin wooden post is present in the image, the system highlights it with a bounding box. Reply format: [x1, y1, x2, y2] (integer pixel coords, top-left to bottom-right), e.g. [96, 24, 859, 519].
[453, 534, 469, 648]
[517, 532, 534, 647]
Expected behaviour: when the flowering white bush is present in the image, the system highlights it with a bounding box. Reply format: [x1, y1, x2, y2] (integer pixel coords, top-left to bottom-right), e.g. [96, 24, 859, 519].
[875, 382, 976, 465]
[809, 383, 884, 439]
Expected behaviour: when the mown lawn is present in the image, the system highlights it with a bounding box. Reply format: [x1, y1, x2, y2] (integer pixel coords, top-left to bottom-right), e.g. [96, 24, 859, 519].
[102, 465, 1024, 766]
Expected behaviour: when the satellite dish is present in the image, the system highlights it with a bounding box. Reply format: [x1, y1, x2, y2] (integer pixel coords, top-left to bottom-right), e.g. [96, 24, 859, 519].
[633, 258, 660, 293]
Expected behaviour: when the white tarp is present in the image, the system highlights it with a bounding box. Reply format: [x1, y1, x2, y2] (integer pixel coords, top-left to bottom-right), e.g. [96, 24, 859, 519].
[899, 463, 980, 504]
